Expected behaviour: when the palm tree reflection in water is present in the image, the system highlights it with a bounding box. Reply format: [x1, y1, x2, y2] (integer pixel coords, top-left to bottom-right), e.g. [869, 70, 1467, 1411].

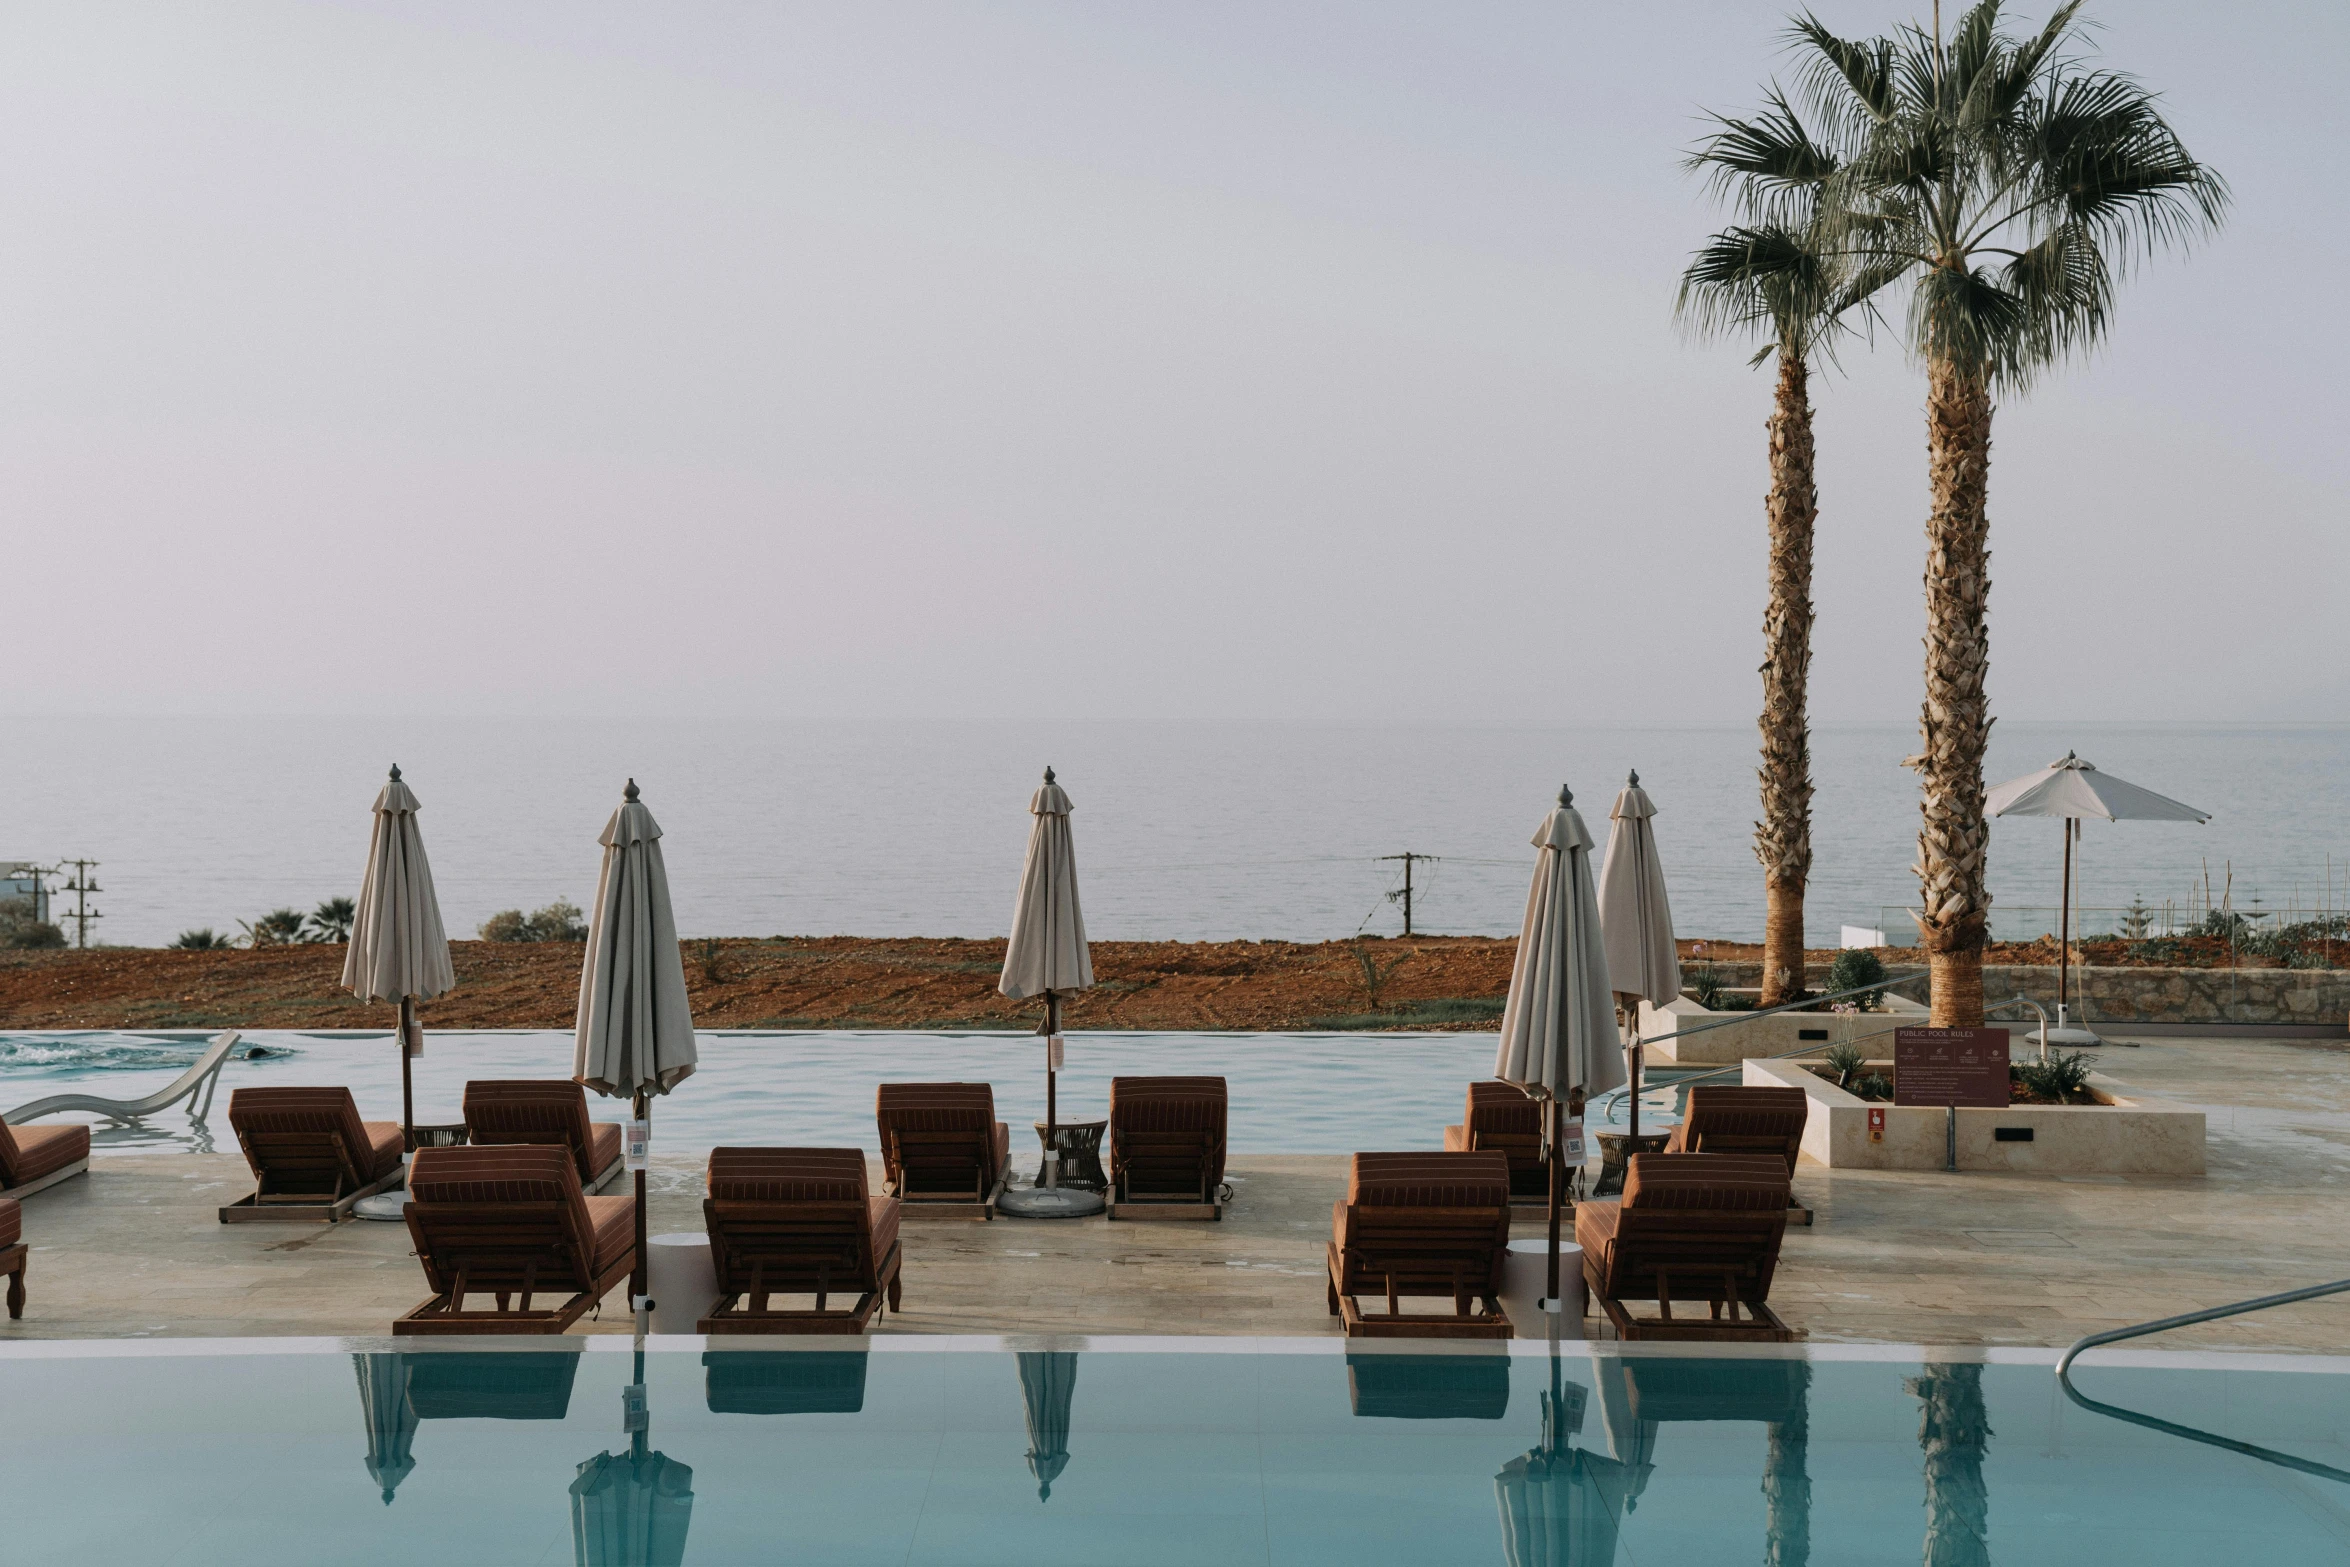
[1909, 1363, 1992, 1567]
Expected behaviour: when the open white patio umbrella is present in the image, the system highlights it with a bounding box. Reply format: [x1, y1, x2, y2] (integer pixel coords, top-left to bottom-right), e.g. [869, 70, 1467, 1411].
[1986, 752, 2208, 1043]
[573, 780, 698, 1313]
[341, 765, 456, 1151]
[997, 767, 1098, 1218]
[1597, 771, 1680, 1141]
[1495, 786, 1619, 1314]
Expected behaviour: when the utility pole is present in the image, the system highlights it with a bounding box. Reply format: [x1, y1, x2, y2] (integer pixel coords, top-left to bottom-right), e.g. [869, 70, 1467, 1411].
[54, 859, 101, 949]
[1376, 851, 1438, 937]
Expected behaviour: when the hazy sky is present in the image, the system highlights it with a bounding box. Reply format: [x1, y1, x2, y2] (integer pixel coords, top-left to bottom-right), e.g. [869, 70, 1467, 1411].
[2, 2, 2342, 724]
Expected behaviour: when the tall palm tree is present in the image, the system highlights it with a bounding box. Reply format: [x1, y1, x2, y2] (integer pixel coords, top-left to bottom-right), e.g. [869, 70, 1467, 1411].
[1784, 0, 2224, 1023]
[1680, 97, 1890, 1007]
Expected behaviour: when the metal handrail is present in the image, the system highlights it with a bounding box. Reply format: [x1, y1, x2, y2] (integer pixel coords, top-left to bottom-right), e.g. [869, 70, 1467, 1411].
[1632, 972, 1929, 1049]
[2056, 1374, 2350, 1485]
[2055, 1277, 2350, 1377]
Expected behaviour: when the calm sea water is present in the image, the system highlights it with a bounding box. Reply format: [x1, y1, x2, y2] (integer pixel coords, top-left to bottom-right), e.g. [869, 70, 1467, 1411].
[2, 717, 2344, 947]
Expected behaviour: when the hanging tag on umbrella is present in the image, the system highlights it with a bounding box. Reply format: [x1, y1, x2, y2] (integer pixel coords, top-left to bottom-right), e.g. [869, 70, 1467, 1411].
[626, 1119, 651, 1171]
[622, 1382, 648, 1435]
[1046, 1033, 1064, 1072]
[403, 1017, 424, 1058]
[1562, 1116, 1585, 1163]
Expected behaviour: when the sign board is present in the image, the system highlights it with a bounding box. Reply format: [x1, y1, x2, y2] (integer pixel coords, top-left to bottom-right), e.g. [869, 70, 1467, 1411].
[1893, 1027, 2010, 1108]
[1867, 1106, 1885, 1143]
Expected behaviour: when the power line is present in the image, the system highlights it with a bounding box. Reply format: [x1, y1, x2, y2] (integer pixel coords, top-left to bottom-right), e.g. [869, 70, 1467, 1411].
[53, 858, 101, 949]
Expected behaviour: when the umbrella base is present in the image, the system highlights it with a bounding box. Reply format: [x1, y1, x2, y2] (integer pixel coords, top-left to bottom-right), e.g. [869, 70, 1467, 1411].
[2041, 1007, 2104, 1048]
[352, 1190, 413, 1223]
[996, 1185, 1106, 1220]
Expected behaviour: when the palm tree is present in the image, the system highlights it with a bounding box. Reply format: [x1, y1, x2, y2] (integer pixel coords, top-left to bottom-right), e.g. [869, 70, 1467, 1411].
[1679, 96, 1893, 1007]
[307, 896, 357, 944]
[1785, 0, 2224, 1023]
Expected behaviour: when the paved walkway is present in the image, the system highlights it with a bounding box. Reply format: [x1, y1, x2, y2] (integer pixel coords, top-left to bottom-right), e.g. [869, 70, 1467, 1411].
[6, 1036, 2349, 1351]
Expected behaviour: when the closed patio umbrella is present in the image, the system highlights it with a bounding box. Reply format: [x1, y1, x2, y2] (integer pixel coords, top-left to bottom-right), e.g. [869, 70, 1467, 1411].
[1494, 786, 1619, 1315]
[1494, 1353, 1634, 1567]
[573, 780, 699, 1314]
[997, 768, 1099, 1218]
[352, 1352, 418, 1506]
[1986, 752, 2208, 1044]
[1017, 1350, 1079, 1501]
[1597, 771, 1680, 1141]
[571, 1345, 694, 1567]
[341, 765, 456, 1152]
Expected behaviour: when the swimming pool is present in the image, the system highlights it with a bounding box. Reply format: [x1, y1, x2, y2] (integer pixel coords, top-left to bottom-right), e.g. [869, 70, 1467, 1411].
[1, 1340, 2342, 1564]
[0, 1029, 1696, 1156]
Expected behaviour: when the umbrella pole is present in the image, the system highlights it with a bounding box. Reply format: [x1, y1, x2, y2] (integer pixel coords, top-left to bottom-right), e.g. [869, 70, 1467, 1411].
[2059, 820, 2075, 1022]
[1618, 992, 1641, 1142]
[1546, 1095, 1563, 1310]
[632, 1089, 649, 1309]
[398, 993, 416, 1151]
[1044, 991, 1059, 1187]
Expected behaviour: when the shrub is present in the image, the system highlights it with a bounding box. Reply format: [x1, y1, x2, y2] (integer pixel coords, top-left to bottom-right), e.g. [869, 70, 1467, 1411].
[0, 901, 67, 949]
[173, 928, 233, 950]
[1826, 947, 1887, 1010]
[2016, 1050, 2095, 1104]
[1821, 1041, 1867, 1087]
[480, 899, 589, 943]
[1689, 969, 1725, 1010]
[1852, 1073, 1893, 1102]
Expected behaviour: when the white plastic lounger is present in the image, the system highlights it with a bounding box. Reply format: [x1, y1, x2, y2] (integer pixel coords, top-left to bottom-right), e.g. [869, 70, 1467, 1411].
[4, 1031, 242, 1127]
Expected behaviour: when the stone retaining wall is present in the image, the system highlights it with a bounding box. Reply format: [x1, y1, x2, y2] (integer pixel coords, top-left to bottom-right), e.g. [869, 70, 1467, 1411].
[1688, 960, 2350, 1026]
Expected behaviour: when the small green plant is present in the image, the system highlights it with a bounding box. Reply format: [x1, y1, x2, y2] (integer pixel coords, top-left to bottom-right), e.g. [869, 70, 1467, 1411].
[1852, 1072, 1893, 1102]
[1690, 968, 1726, 1010]
[1825, 947, 1887, 1011]
[697, 937, 730, 985]
[2118, 896, 2154, 940]
[1350, 938, 1412, 1012]
[172, 928, 233, 950]
[1718, 991, 1757, 1011]
[1821, 1041, 1867, 1087]
[2015, 1050, 2095, 1104]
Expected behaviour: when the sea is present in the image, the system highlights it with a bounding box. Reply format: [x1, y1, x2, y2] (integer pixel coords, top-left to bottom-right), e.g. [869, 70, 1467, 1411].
[1, 717, 2343, 950]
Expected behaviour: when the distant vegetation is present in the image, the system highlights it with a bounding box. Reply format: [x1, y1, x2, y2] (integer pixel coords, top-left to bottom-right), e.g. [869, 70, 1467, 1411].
[480, 899, 589, 943]
[0, 901, 66, 950]
[173, 928, 234, 950]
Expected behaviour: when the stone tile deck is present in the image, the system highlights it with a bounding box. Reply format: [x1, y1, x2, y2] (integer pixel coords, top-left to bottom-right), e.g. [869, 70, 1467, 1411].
[6, 1035, 2350, 1351]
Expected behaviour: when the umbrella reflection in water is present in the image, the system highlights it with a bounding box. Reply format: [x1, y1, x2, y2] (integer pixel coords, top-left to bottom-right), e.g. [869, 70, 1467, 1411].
[1494, 1351, 1637, 1566]
[353, 1353, 417, 1506]
[571, 1343, 695, 1567]
[1018, 1350, 1079, 1500]
[352, 1348, 585, 1506]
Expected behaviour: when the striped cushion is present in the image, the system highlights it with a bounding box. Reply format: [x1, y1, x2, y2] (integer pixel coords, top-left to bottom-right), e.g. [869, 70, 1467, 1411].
[1621, 1153, 1790, 1212]
[1348, 1152, 1510, 1208]
[583, 1195, 635, 1270]
[868, 1195, 900, 1264]
[1109, 1077, 1227, 1134]
[1663, 1087, 1808, 1164]
[876, 1083, 1006, 1184]
[0, 1122, 91, 1186]
[410, 1144, 583, 1207]
[228, 1087, 402, 1182]
[707, 1148, 869, 1203]
[463, 1080, 621, 1184]
[0, 1196, 18, 1249]
[1464, 1080, 1539, 1137]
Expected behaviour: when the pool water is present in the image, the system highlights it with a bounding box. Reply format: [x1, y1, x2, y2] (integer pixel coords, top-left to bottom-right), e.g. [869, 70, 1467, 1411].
[0, 1342, 2343, 1564]
[0, 1029, 1689, 1156]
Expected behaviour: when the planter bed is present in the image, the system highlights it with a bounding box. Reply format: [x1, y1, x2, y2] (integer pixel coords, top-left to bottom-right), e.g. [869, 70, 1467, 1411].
[1638, 991, 1928, 1066]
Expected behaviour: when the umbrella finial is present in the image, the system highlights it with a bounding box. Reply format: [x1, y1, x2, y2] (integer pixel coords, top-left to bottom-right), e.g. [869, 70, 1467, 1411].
[1626, 768, 1639, 787]
[388, 763, 401, 782]
[1043, 765, 1056, 785]
[624, 778, 640, 803]
[1558, 783, 1573, 807]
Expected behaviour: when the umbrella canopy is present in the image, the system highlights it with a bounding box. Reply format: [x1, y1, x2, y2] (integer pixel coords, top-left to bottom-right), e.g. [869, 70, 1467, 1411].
[1495, 788, 1622, 1101]
[569, 1449, 695, 1567]
[341, 765, 457, 1007]
[353, 1352, 417, 1506]
[1017, 1350, 1079, 1501]
[573, 781, 698, 1100]
[999, 768, 1093, 1003]
[1495, 1446, 1636, 1567]
[1597, 772, 1680, 1006]
[1985, 751, 2210, 823]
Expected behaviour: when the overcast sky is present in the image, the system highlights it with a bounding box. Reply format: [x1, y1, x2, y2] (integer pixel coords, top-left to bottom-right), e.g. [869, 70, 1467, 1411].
[2, 1, 2340, 725]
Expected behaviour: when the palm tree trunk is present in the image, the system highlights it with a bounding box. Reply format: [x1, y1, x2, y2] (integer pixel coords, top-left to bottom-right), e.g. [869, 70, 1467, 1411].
[1907, 1364, 1992, 1567]
[1756, 349, 1818, 1008]
[1914, 359, 1994, 1027]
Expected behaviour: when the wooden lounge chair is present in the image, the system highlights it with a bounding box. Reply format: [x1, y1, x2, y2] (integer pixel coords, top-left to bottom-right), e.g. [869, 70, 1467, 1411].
[221, 1086, 405, 1222]
[1663, 1085, 1814, 1224]
[462, 1080, 627, 1192]
[1106, 1076, 1228, 1220]
[1326, 1151, 1513, 1339]
[1442, 1080, 1550, 1211]
[395, 1144, 635, 1336]
[704, 1350, 871, 1414]
[1, 1196, 25, 1320]
[875, 1083, 1009, 1219]
[0, 1117, 90, 1200]
[1575, 1152, 1795, 1343]
[697, 1148, 903, 1335]
[1345, 1351, 1511, 1419]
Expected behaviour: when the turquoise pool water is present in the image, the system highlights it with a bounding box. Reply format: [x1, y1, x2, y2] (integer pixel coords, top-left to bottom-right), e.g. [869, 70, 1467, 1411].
[0, 1343, 2343, 1564]
[0, 1029, 1682, 1156]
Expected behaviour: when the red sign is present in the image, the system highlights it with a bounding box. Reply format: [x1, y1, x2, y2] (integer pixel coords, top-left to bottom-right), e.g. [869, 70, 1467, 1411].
[1894, 1027, 2010, 1109]
[1867, 1106, 1885, 1143]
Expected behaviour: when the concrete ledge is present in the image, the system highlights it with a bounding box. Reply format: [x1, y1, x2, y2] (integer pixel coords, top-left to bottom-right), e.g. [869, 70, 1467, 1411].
[1745, 1056, 2206, 1175]
[1641, 993, 1926, 1066]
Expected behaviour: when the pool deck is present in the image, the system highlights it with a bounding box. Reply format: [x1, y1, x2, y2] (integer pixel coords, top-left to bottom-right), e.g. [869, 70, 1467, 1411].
[6, 1035, 2350, 1352]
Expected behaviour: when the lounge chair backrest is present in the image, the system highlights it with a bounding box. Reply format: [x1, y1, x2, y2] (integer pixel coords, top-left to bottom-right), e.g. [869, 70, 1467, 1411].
[0, 1122, 20, 1185]
[227, 1086, 387, 1195]
[1463, 1080, 1540, 1139]
[875, 1083, 1001, 1197]
[1676, 1086, 1808, 1173]
[1597, 1152, 1792, 1306]
[462, 1080, 603, 1180]
[1109, 1076, 1228, 1198]
[403, 1350, 584, 1419]
[1345, 1352, 1512, 1420]
[0, 1196, 18, 1250]
[405, 1145, 605, 1295]
[1335, 1152, 1511, 1297]
[704, 1147, 891, 1296]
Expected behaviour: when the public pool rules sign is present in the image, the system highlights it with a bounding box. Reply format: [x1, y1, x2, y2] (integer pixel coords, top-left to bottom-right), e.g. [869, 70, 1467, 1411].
[1893, 1027, 2010, 1108]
